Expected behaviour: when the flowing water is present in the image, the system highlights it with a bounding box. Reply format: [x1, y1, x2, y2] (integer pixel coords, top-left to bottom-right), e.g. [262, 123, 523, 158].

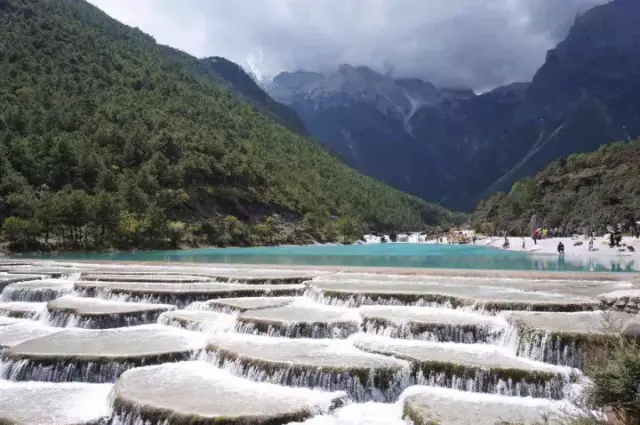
[0, 259, 630, 424]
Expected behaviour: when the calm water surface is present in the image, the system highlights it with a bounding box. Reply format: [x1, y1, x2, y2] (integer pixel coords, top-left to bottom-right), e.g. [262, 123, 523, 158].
[17, 243, 638, 272]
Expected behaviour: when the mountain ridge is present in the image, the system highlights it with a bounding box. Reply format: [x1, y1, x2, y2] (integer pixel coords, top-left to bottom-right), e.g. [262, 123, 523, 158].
[266, 0, 640, 211]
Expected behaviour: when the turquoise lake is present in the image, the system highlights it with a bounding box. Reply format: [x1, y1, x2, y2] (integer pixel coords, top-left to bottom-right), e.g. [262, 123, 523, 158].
[17, 243, 638, 272]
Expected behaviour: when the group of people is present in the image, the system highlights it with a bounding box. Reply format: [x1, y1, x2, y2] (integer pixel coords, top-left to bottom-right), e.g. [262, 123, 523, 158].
[530, 227, 561, 245]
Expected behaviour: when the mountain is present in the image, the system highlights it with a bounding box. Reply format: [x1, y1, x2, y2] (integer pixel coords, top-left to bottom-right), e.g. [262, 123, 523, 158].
[0, 0, 462, 251]
[472, 139, 640, 235]
[267, 0, 640, 211]
[458, 0, 640, 207]
[158, 50, 309, 136]
[265, 65, 468, 202]
[266, 64, 529, 206]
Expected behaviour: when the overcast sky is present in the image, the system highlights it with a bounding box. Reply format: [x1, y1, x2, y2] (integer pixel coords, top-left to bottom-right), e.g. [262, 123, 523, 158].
[88, 0, 608, 90]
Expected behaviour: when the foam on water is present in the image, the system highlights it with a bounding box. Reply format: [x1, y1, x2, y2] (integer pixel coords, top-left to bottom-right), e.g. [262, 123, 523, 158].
[0, 380, 113, 425]
[1, 278, 75, 302]
[0, 301, 47, 319]
[158, 310, 237, 333]
[289, 401, 408, 425]
[0, 316, 26, 327]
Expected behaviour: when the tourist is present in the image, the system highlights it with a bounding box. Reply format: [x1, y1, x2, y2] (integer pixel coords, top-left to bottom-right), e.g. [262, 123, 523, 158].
[588, 236, 594, 251]
[557, 241, 565, 255]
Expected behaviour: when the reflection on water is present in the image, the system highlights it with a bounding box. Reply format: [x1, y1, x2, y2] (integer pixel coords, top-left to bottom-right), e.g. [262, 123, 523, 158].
[17, 244, 638, 272]
[529, 255, 637, 273]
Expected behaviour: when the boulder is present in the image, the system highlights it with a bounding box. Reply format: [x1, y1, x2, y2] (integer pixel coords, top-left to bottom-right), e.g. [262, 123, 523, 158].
[621, 320, 640, 343]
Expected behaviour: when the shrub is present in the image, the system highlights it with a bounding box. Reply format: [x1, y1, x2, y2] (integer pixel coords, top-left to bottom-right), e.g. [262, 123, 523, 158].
[587, 341, 640, 425]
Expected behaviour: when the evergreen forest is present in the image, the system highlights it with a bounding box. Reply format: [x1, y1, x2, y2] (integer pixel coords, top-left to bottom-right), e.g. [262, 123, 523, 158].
[0, 0, 463, 251]
[473, 140, 640, 236]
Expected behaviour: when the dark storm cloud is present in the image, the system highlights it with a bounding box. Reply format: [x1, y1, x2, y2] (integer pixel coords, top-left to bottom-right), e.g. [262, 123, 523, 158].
[89, 0, 609, 90]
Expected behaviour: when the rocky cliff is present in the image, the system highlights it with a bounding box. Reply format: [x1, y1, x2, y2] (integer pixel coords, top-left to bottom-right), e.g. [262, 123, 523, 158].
[267, 0, 640, 211]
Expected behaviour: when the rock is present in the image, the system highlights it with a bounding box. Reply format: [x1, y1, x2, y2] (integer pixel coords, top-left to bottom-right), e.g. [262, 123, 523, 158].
[351, 334, 571, 399]
[236, 301, 360, 338]
[196, 296, 300, 313]
[360, 305, 506, 343]
[1, 324, 207, 382]
[310, 280, 600, 312]
[80, 273, 210, 283]
[74, 281, 305, 308]
[0, 322, 63, 351]
[112, 361, 345, 425]
[0, 381, 112, 425]
[402, 386, 577, 425]
[46, 296, 176, 329]
[205, 332, 410, 401]
[1, 279, 74, 302]
[621, 320, 640, 343]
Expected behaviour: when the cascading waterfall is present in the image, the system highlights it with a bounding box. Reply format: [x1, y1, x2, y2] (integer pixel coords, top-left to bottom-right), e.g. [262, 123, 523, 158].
[413, 368, 569, 400]
[0, 351, 198, 383]
[0, 278, 77, 302]
[43, 310, 168, 329]
[0, 261, 613, 425]
[0, 305, 47, 320]
[73, 288, 197, 308]
[235, 320, 360, 339]
[76, 288, 303, 309]
[502, 324, 587, 370]
[199, 350, 412, 403]
[362, 319, 504, 344]
[305, 286, 458, 309]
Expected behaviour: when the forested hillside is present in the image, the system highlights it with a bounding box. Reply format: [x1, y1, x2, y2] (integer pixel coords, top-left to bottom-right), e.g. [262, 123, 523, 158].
[0, 0, 462, 251]
[472, 140, 640, 235]
[159, 49, 309, 136]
